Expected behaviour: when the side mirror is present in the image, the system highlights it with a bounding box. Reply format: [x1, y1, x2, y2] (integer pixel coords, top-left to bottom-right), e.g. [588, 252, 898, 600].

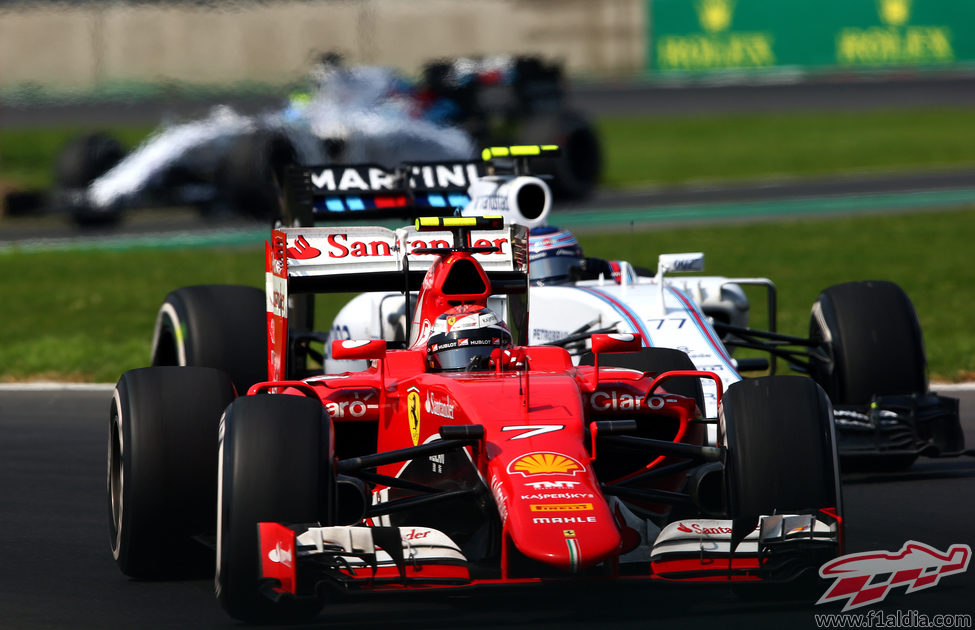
[330, 339, 387, 361]
[657, 252, 705, 275]
[590, 333, 643, 389]
[591, 333, 643, 355]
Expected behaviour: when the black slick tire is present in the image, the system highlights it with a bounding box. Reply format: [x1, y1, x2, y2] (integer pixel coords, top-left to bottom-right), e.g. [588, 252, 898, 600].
[150, 285, 266, 394]
[55, 132, 126, 227]
[215, 394, 333, 623]
[518, 111, 602, 200]
[809, 280, 927, 405]
[109, 366, 236, 579]
[721, 375, 841, 526]
[221, 131, 296, 221]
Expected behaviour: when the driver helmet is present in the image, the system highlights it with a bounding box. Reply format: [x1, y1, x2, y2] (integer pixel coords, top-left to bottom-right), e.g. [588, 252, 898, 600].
[427, 305, 512, 371]
[528, 226, 584, 286]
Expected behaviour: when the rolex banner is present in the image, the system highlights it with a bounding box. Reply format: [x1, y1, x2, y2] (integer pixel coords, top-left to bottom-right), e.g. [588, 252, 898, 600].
[649, 0, 975, 74]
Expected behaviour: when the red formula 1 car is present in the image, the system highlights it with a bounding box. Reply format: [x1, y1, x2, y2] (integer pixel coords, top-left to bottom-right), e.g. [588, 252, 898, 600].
[109, 217, 842, 622]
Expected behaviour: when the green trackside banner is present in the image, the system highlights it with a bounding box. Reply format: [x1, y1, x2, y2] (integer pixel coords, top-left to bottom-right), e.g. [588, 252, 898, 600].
[648, 0, 975, 74]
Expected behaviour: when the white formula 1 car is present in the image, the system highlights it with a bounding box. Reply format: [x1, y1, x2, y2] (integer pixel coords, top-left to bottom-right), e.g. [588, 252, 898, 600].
[54, 55, 600, 226]
[55, 63, 474, 226]
[150, 147, 964, 469]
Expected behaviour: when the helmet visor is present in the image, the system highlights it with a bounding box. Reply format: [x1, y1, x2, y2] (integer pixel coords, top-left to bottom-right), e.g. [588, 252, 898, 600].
[530, 255, 582, 285]
[429, 344, 496, 371]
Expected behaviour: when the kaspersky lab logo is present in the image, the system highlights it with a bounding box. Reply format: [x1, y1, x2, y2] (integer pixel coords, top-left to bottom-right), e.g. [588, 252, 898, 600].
[817, 541, 971, 611]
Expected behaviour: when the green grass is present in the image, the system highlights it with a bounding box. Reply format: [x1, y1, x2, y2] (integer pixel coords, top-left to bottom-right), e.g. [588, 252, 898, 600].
[1, 126, 152, 190]
[2, 207, 973, 383]
[597, 107, 975, 187]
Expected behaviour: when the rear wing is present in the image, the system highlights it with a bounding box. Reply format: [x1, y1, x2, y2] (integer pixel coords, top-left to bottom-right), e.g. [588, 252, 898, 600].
[281, 145, 559, 228]
[265, 219, 529, 380]
[269, 223, 528, 292]
[282, 161, 484, 225]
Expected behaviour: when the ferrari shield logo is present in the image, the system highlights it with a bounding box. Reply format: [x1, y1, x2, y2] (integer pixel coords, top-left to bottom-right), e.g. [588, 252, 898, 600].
[407, 388, 421, 446]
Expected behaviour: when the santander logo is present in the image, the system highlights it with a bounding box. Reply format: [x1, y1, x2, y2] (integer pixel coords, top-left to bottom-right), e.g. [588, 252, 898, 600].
[676, 522, 733, 535]
[286, 235, 322, 260]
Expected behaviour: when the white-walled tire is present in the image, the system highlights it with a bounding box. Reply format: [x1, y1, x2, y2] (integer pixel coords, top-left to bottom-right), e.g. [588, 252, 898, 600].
[151, 284, 266, 394]
[109, 366, 235, 578]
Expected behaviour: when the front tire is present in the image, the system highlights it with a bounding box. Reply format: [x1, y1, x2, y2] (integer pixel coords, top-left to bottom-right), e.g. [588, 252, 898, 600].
[809, 281, 928, 469]
[809, 280, 927, 405]
[721, 376, 841, 528]
[54, 132, 126, 227]
[109, 367, 236, 578]
[151, 285, 266, 394]
[216, 395, 333, 622]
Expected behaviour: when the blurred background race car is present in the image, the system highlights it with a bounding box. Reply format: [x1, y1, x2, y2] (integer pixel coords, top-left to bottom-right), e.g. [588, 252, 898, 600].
[52, 54, 601, 227]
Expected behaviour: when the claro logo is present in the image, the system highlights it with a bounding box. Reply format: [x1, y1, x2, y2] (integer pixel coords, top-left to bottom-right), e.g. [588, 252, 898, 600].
[591, 391, 671, 411]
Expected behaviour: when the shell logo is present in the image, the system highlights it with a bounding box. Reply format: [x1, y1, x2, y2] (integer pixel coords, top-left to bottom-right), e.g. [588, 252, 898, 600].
[508, 452, 585, 477]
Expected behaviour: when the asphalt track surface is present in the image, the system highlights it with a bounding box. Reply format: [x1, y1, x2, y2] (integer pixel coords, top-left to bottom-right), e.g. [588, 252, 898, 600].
[1, 385, 973, 630]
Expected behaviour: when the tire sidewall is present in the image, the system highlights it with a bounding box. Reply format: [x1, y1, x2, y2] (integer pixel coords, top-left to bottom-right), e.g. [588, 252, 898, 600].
[150, 285, 267, 394]
[216, 395, 333, 622]
[109, 366, 235, 578]
[720, 376, 841, 520]
[810, 281, 927, 405]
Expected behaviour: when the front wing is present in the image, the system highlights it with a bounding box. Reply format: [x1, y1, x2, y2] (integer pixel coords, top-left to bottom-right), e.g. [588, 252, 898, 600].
[256, 512, 841, 599]
[833, 393, 965, 461]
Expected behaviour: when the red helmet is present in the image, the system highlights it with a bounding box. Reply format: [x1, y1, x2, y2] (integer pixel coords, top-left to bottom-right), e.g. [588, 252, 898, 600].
[427, 305, 512, 371]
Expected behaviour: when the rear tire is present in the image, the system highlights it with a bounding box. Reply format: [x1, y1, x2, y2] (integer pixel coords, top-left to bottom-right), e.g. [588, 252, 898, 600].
[151, 285, 266, 394]
[109, 367, 236, 578]
[809, 280, 927, 405]
[216, 395, 333, 622]
[221, 131, 296, 221]
[518, 111, 602, 200]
